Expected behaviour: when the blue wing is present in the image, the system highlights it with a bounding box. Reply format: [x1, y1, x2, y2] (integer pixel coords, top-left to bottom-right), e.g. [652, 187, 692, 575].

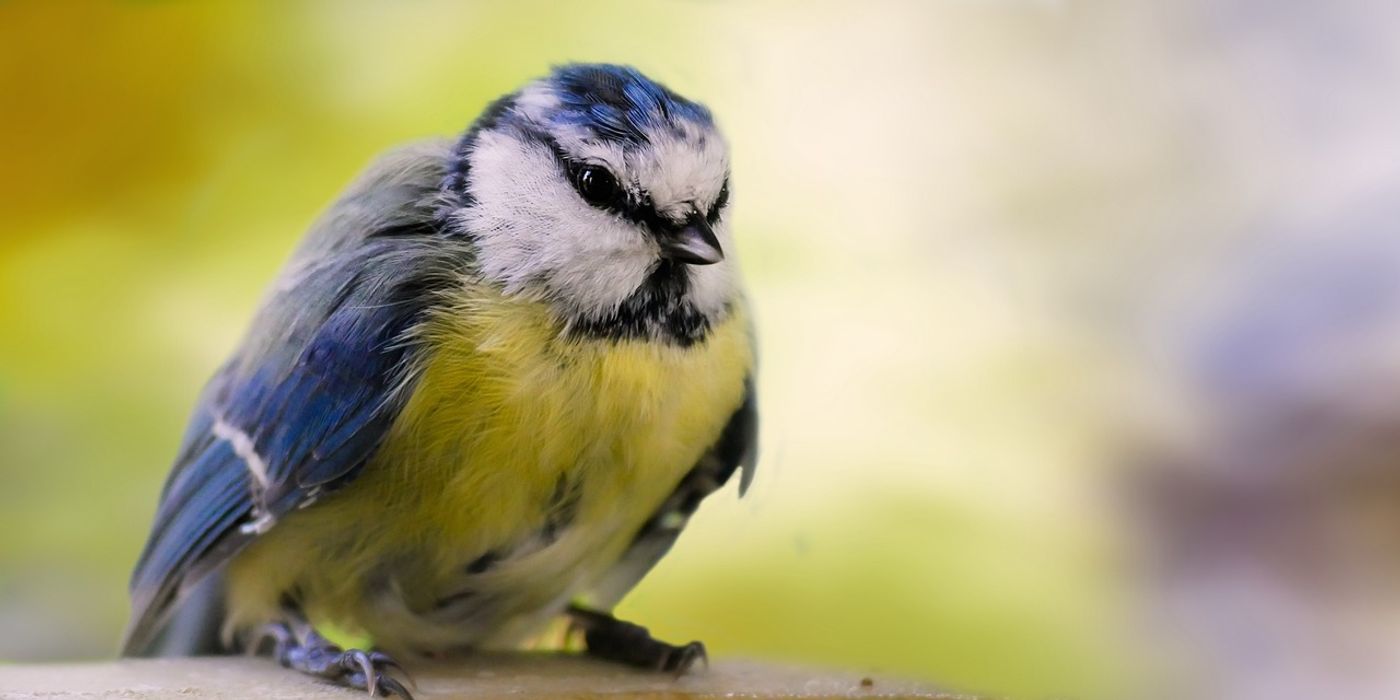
[122, 141, 462, 655]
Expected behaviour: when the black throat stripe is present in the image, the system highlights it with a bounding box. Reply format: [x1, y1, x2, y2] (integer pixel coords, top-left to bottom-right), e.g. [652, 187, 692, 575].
[566, 261, 717, 347]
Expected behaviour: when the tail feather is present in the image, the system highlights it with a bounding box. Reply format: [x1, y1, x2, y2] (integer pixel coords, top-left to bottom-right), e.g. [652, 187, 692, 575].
[121, 571, 229, 657]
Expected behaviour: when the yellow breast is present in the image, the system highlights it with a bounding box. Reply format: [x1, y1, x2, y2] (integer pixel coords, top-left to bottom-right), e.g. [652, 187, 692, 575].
[225, 280, 753, 652]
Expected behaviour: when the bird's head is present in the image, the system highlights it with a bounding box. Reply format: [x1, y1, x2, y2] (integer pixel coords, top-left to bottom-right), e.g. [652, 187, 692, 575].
[439, 64, 736, 345]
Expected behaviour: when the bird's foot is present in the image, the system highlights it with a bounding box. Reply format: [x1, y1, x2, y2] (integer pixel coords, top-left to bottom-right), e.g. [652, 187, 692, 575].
[565, 605, 708, 675]
[250, 622, 415, 699]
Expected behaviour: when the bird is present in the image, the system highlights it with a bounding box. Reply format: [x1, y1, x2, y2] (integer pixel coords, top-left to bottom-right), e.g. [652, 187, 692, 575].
[120, 63, 758, 699]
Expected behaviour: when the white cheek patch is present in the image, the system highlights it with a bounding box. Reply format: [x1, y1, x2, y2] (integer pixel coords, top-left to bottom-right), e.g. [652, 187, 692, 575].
[449, 90, 740, 330]
[453, 130, 658, 320]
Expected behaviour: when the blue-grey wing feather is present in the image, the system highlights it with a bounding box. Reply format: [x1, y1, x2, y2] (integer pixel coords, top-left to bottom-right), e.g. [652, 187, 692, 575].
[122, 140, 460, 656]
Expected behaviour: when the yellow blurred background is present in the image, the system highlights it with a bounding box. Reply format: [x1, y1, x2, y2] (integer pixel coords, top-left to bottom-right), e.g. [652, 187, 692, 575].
[6, 2, 1400, 699]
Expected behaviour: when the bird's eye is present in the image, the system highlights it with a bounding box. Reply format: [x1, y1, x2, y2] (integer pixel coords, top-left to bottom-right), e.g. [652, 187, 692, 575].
[574, 165, 624, 210]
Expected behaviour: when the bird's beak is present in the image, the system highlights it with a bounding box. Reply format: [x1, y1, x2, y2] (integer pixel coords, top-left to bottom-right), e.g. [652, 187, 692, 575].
[658, 215, 724, 266]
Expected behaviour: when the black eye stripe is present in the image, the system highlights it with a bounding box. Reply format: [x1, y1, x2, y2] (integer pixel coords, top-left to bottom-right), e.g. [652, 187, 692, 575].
[706, 177, 730, 224]
[534, 131, 723, 234]
[538, 135, 633, 213]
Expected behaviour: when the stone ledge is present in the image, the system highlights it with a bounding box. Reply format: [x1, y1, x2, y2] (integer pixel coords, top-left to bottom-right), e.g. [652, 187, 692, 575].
[0, 654, 972, 699]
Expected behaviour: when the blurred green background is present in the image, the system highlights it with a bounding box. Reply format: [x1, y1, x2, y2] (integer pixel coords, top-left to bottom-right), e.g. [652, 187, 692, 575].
[10, 2, 1397, 699]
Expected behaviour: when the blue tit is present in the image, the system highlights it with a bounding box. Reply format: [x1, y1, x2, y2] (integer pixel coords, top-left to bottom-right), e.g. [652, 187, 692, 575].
[121, 64, 757, 698]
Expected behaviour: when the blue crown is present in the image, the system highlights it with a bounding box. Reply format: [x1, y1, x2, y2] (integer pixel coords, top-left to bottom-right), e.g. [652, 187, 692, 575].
[543, 63, 713, 145]
[444, 64, 713, 209]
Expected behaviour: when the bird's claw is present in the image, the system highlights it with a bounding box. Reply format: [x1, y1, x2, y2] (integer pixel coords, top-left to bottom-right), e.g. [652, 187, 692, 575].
[565, 604, 709, 676]
[350, 671, 413, 700]
[347, 650, 415, 696]
[661, 641, 708, 675]
[340, 649, 381, 695]
[252, 623, 415, 699]
[313, 647, 413, 699]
